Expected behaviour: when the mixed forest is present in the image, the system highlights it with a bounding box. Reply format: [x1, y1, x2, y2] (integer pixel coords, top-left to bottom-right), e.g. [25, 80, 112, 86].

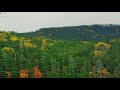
[0, 24, 120, 78]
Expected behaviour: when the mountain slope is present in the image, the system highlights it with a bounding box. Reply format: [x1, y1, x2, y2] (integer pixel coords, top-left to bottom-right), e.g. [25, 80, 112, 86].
[28, 24, 120, 41]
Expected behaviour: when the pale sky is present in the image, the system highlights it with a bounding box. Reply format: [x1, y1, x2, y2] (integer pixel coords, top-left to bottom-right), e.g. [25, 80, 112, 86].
[0, 12, 120, 33]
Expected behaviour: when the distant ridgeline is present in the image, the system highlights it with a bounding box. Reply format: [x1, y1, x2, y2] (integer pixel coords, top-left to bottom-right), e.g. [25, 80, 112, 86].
[27, 24, 120, 41]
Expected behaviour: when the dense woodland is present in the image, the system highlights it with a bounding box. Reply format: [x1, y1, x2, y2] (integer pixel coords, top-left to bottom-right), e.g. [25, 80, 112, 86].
[0, 24, 120, 78]
[27, 24, 120, 41]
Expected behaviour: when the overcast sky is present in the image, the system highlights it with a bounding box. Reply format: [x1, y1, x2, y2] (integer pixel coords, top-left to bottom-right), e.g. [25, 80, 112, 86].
[0, 12, 120, 33]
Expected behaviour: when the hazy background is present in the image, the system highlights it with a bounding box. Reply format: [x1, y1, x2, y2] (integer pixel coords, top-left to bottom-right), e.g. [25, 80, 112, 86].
[0, 12, 120, 33]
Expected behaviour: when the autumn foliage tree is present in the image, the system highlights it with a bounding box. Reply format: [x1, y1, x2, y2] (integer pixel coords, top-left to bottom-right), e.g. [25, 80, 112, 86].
[33, 67, 43, 78]
[20, 69, 29, 78]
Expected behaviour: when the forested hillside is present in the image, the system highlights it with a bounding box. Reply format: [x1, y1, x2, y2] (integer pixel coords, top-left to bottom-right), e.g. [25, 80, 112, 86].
[28, 24, 120, 41]
[0, 24, 120, 78]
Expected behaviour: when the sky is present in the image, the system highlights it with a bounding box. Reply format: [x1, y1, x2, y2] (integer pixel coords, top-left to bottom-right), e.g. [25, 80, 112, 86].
[0, 12, 120, 33]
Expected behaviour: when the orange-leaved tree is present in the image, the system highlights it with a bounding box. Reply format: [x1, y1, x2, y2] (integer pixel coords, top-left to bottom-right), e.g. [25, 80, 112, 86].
[20, 69, 29, 78]
[33, 67, 43, 78]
